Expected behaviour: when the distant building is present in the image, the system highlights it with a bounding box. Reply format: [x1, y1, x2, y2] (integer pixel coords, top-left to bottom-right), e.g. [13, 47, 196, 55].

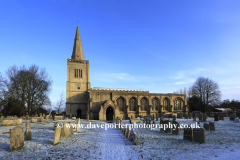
[66, 25, 188, 121]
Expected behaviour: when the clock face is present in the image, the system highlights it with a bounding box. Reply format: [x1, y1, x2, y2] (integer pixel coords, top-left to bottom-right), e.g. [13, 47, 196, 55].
[76, 83, 81, 88]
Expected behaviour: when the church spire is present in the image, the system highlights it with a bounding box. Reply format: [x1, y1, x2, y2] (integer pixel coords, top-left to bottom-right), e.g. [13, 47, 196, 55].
[71, 25, 85, 61]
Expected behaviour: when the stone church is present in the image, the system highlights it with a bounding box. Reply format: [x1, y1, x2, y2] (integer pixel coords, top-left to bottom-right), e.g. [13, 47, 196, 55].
[66, 25, 188, 121]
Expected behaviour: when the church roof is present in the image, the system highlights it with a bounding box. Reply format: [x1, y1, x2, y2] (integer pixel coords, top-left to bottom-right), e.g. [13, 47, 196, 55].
[91, 87, 146, 92]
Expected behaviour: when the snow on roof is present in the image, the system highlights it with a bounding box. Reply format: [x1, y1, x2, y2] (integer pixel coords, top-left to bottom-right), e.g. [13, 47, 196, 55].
[91, 87, 146, 91]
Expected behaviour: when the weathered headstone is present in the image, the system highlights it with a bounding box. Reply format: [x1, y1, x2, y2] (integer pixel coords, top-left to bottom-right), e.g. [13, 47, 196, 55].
[172, 121, 179, 135]
[129, 129, 137, 145]
[127, 128, 131, 139]
[10, 126, 24, 151]
[53, 127, 61, 145]
[173, 115, 176, 121]
[193, 128, 205, 143]
[27, 115, 29, 120]
[24, 122, 31, 140]
[60, 123, 69, 140]
[1, 116, 3, 122]
[124, 126, 128, 137]
[70, 113, 72, 119]
[69, 125, 73, 136]
[203, 114, 207, 122]
[66, 117, 68, 120]
[199, 113, 203, 121]
[203, 123, 209, 130]
[41, 117, 44, 124]
[219, 114, 224, 120]
[183, 127, 193, 142]
[120, 119, 122, 130]
[165, 120, 172, 133]
[193, 117, 196, 121]
[230, 113, 236, 121]
[76, 118, 80, 133]
[43, 113, 45, 117]
[209, 122, 215, 130]
[45, 116, 48, 123]
[214, 114, 219, 121]
[188, 113, 192, 119]
[177, 113, 183, 118]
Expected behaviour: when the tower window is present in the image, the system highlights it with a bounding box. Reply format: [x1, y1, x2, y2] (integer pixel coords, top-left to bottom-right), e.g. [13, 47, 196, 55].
[75, 69, 83, 78]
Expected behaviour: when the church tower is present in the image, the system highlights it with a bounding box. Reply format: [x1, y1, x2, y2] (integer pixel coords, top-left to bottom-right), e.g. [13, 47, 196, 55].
[66, 25, 91, 118]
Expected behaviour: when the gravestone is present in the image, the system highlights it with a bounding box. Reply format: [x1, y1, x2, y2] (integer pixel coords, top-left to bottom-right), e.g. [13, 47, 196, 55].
[1, 116, 3, 122]
[156, 113, 158, 121]
[41, 117, 44, 124]
[124, 127, 128, 137]
[209, 122, 215, 130]
[203, 114, 207, 122]
[27, 115, 29, 120]
[70, 113, 72, 119]
[177, 113, 183, 118]
[193, 128, 205, 143]
[49, 114, 52, 119]
[24, 122, 31, 140]
[53, 127, 61, 145]
[10, 126, 24, 151]
[219, 114, 224, 120]
[165, 120, 172, 133]
[233, 118, 239, 123]
[76, 118, 80, 133]
[214, 114, 219, 121]
[43, 113, 45, 117]
[209, 112, 214, 117]
[193, 117, 196, 121]
[60, 123, 69, 140]
[153, 114, 155, 120]
[172, 115, 176, 121]
[120, 119, 122, 130]
[127, 127, 131, 139]
[188, 113, 192, 119]
[230, 113, 236, 121]
[183, 127, 193, 142]
[46, 116, 49, 123]
[40, 113, 42, 117]
[66, 117, 68, 120]
[129, 129, 137, 145]
[116, 117, 119, 128]
[184, 113, 188, 119]
[203, 123, 209, 130]
[69, 125, 73, 136]
[199, 114, 203, 121]
[172, 121, 179, 135]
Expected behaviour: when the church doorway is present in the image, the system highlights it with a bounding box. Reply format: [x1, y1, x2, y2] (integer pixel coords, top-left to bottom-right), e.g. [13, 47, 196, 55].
[77, 109, 81, 118]
[106, 106, 114, 121]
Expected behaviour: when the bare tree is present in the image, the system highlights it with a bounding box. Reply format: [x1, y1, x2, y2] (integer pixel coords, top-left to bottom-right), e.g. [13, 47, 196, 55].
[192, 77, 221, 112]
[54, 92, 65, 114]
[4, 65, 52, 116]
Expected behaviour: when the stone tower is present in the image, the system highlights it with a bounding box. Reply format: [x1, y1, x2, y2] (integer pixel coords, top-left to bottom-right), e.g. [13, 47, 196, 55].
[66, 25, 91, 118]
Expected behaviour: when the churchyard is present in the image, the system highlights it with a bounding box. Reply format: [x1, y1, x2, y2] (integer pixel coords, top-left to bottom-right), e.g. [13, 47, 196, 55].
[0, 116, 240, 159]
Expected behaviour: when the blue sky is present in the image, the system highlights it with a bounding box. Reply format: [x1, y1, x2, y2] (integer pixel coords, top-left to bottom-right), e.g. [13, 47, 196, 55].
[0, 0, 240, 106]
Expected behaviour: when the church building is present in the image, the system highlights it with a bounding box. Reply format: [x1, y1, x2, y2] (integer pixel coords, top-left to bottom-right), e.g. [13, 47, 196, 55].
[66, 25, 188, 121]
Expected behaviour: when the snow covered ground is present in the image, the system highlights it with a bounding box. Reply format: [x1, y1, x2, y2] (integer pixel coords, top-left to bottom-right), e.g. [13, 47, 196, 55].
[0, 117, 240, 160]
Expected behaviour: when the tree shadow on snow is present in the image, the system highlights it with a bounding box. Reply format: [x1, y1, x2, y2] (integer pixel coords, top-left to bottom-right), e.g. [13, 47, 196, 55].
[0, 142, 10, 151]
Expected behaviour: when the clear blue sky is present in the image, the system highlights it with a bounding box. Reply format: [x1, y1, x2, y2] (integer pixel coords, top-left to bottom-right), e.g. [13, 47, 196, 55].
[1, 0, 240, 106]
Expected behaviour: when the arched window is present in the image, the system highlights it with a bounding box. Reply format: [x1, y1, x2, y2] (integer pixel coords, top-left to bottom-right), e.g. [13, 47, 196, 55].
[140, 98, 148, 111]
[117, 97, 125, 111]
[174, 98, 182, 110]
[129, 97, 137, 111]
[152, 98, 159, 111]
[163, 98, 170, 111]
